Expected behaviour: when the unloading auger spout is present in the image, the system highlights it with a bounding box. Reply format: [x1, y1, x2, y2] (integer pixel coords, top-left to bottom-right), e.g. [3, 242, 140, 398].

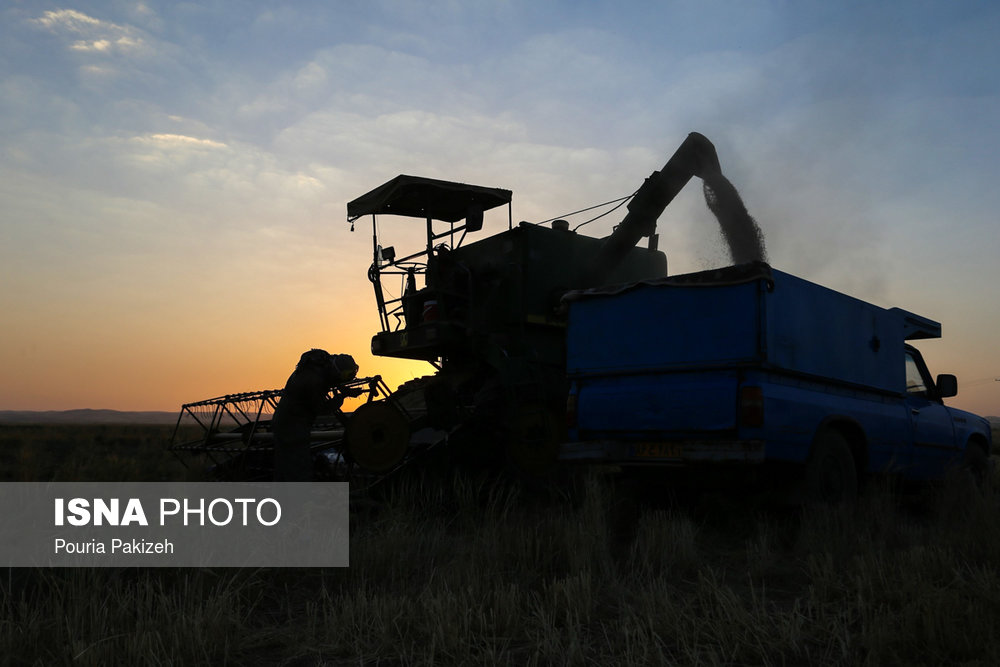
[591, 132, 721, 284]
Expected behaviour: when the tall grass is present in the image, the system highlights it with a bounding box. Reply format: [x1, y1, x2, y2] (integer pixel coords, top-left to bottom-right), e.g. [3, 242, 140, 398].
[2, 426, 999, 665]
[0, 424, 197, 482]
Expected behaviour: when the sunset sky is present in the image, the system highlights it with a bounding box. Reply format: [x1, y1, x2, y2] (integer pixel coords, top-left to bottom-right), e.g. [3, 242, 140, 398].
[2, 1, 999, 416]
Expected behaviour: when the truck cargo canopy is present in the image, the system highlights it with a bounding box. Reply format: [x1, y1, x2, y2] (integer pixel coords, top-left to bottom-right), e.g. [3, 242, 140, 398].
[890, 308, 942, 340]
[347, 174, 512, 223]
[565, 264, 919, 395]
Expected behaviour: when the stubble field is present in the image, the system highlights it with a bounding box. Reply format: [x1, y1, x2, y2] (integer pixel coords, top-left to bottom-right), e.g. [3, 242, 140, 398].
[1, 423, 999, 666]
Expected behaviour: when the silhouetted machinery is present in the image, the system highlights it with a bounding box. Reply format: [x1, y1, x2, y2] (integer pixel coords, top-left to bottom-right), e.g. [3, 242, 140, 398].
[171, 132, 723, 480]
[342, 132, 722, 475]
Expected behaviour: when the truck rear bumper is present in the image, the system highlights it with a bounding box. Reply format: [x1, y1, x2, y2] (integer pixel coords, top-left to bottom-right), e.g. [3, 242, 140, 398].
[558, 439, 766, 465]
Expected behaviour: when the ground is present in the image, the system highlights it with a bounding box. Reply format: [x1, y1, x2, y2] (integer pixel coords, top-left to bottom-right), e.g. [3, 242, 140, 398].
[1, 423, 999, 665]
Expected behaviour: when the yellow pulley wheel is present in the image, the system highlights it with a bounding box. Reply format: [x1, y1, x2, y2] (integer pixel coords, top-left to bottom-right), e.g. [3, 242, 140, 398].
[345, 402, 411, 473]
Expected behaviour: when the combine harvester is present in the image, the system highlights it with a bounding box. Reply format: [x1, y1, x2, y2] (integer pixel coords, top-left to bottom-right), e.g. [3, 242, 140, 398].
[170, 132, 724, 483]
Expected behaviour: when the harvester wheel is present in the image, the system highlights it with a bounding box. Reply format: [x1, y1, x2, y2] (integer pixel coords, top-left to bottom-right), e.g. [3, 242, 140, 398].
[392, 376, 434, 415]
[345, 402, 411, 473]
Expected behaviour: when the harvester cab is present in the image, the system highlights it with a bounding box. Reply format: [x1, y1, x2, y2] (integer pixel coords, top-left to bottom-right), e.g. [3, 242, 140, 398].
[347, 175, 514, 363]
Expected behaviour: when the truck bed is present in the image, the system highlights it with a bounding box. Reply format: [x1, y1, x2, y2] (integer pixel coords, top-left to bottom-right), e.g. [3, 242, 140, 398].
[565, 263, 909, 394]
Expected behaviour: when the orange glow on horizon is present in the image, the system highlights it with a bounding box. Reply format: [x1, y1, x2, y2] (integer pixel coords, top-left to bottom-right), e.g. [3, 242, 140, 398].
[0, 266, 432, 412]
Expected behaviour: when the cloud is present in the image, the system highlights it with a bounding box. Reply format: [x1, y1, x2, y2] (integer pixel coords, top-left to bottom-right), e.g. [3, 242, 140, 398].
[133, 133, 228, 149]
[70, 35, 144, 53]
[233, 43, 472, 124]
[20, 6, 201, 101]
[30, 9, 103, 32]
[31, 8, 148, 56]
[70, 38, 111, 52]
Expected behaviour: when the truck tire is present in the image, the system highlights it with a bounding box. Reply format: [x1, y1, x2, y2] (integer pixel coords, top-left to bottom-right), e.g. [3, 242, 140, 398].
[963, 442, 990, 489]
[803, 429, 858, 505]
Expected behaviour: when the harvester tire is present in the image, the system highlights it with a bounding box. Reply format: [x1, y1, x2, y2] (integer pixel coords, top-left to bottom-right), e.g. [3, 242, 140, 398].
[803, 429, 858, 505]
[345, 402, 411, 473]
[391, 376, 434, 415]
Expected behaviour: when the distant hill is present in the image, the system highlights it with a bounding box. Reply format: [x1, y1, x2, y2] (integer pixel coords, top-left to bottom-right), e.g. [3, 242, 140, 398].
[0, 409, 189, 425]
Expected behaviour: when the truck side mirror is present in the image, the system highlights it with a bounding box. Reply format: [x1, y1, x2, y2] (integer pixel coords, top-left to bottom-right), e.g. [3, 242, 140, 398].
[466, 204, 484, 233]
[936, 374, 958, 398]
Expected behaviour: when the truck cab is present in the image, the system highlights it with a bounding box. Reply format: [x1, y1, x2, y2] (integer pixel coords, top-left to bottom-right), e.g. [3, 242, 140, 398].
[903, 344, 983, 479]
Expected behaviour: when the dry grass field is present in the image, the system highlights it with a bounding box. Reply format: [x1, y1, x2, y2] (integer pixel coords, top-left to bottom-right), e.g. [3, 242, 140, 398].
[1, 423, 999, 665]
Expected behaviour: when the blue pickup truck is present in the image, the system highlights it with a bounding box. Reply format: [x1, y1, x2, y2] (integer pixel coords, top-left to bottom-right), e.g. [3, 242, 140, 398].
[560, 263, 992, 501]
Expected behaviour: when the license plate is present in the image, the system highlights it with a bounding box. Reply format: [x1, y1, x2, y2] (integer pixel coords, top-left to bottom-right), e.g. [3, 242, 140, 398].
[633, 442, 682, 459]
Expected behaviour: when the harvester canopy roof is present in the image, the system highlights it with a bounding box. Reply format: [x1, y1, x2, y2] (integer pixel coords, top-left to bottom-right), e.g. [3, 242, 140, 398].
[347, 174, 512, 223]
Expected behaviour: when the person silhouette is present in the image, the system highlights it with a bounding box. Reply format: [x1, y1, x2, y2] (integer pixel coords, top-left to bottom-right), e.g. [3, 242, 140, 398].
[272, 349, 359, 481]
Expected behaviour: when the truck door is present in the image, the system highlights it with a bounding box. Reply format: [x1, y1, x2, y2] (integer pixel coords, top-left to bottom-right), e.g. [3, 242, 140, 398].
[904, 349, 958, 479]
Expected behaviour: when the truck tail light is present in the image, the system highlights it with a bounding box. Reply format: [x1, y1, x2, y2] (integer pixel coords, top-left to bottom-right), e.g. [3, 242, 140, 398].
[740, 386, 764, 428]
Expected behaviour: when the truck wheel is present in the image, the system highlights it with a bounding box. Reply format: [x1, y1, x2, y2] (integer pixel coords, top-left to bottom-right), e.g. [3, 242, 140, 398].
[963, 442, 990, 489]
[803, 430, 858, 505]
